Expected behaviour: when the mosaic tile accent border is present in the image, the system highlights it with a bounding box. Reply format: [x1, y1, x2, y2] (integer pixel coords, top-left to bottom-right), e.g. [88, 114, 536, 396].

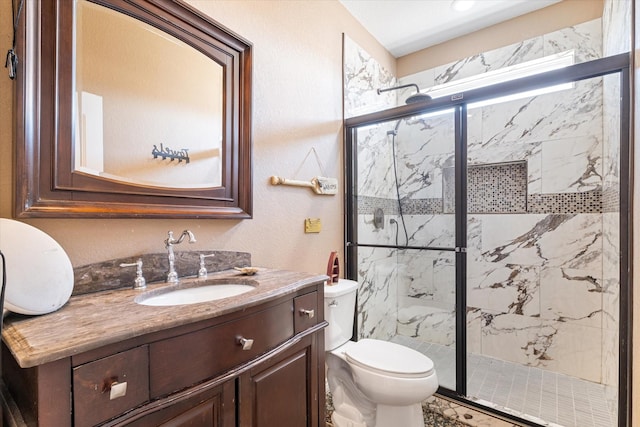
[358, 191, 603, 216]
[602, 186, 620, 213]
[359, 161, 603, 216]
[356, 195, 443, 215]
[527, 190, 602, 214]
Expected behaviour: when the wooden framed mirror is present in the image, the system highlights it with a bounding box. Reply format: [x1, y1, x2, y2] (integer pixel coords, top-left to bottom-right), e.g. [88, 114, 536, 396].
[14, 0, 252, 218]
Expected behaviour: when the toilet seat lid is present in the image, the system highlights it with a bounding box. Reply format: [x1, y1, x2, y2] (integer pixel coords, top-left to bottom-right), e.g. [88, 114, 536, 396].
[345, 339, 434, 377]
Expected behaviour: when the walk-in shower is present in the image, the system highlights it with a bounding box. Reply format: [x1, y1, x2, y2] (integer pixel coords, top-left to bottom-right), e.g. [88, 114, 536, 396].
[344, 54, 630, 427]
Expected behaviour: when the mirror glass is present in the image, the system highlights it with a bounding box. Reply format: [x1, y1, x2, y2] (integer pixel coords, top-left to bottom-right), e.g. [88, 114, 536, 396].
[75, 1, 223, 188]
[15, 0, 253, 218]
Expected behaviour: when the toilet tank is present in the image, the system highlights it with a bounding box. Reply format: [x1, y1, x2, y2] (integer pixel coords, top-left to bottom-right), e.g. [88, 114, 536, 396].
[324, 279, 358, 351]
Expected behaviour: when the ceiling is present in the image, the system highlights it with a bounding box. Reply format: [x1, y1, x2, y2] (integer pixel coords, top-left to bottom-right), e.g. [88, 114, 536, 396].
[338, 0, 562, 58]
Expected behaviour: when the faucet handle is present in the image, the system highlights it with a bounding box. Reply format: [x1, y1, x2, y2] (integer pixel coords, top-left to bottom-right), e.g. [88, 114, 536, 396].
[120, 258, 147, 289]
[198, 253, 216, 278]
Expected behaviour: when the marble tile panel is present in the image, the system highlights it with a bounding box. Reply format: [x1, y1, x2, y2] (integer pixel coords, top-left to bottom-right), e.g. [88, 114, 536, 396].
[397, 251, 435, 300]
[466, 307, 483, 355]
[356, 123, 396, 198]
[467, 264, 540, 317]
[540, 134, 603, 193]
[343, 36, 395, 118]
[478, 213, 549, 266]
[602, 95, 621, 193]
[536, 214, 602, 272]
[433, 37, 544, 85]
[402, 214, 455, 248]
[541, 321, 602, 383]
[466, 105, 484, 147]
[480, 311, 542, 366]
[476, 77, 603, 151]
[543, 19, 602, 62]
[479, 214, 602, 273]
[356, 246, 398, 340]
[431, 254, 457, 307]
[397, 305, 455, 346]
[396, 113, 456, 200]
[539, 267, 603, 328]
[603, 0, 631, 56]
[601, 276, 619, 333]
[601, 328, 619, 389]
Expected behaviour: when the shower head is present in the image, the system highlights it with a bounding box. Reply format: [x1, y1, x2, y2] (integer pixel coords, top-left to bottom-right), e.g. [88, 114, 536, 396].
[377, 83, 431, 104]
[405, 92, 432, 104]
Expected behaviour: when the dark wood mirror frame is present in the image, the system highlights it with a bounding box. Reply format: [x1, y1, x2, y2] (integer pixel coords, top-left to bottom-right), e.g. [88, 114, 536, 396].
[14, 0, 252, 218]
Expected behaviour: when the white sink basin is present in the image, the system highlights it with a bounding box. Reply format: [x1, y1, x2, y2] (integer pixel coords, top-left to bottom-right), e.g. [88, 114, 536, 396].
[136, 281, 256, 306]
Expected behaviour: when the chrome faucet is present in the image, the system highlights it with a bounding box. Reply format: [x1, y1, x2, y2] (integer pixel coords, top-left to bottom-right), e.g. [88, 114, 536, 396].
[164, 230, 196, 283]
[198, 253, 216, 278]
[119, 258, 147, 289]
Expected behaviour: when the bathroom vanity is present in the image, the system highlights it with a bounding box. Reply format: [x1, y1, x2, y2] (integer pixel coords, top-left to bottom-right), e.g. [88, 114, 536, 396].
[1, 269, 327, 427]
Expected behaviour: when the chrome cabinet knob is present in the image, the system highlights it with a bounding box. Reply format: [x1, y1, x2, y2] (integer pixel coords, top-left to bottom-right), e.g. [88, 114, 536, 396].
[299, 309, 315, 318]
[237, 336, 254, 350]
[102, 377, 128, 400]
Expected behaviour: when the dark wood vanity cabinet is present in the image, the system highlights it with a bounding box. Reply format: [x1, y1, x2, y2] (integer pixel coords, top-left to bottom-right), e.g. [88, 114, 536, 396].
[2, 285, 326, 427]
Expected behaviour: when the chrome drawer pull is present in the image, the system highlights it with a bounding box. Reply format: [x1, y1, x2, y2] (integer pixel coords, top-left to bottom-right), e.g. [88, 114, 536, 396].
[109, 381, 128, 400]
[237, 336, 254, 350]
[299, 309, 315, 318]
[103, 377, 128, 400]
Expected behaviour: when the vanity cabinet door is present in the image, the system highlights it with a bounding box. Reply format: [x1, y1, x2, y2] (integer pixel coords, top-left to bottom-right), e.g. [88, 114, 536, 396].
[120, 382, 232, 427]
[238, 333, 320, 427]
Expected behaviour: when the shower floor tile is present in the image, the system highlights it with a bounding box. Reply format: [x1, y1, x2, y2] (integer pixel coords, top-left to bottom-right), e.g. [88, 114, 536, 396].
[390, 335, 616, 427]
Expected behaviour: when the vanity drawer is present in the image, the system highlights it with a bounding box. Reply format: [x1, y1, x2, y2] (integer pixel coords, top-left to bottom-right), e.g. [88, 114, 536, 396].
[294, 291, 318, 334]
[73, 345, 149, 427]
[149, 300, 294, 398]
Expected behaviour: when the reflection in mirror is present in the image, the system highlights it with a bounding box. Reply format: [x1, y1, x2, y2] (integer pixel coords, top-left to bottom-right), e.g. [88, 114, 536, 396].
[75, 0, 223, 188]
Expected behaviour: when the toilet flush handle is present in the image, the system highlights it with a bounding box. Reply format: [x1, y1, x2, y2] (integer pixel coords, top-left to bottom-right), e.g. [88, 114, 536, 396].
[328, 300, 338, 308]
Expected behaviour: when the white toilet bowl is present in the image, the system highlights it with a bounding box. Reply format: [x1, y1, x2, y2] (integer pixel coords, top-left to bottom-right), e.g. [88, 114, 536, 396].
[324, 279, 439, 427]
[327, 339, 438, 427]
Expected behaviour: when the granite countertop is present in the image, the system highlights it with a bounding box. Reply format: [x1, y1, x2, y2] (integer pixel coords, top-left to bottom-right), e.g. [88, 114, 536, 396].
[2, 268, 327, 369]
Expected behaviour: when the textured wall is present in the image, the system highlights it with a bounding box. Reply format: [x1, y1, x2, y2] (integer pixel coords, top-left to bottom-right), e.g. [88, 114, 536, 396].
[0, 1, 393, 278]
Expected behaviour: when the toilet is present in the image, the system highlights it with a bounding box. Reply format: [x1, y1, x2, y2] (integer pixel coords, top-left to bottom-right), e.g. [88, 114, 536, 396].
[324, 279, 438, 427]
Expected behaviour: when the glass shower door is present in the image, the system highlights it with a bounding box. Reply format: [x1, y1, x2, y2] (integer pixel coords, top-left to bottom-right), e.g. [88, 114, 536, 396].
[464, 73, 622, 427]
[346, 107, 462, 391]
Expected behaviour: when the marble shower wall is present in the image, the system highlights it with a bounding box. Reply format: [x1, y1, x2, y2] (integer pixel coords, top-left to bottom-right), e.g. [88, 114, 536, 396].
[600, 0, 630, 414]
[410, 18, 610, 384]
[343, 35, 396, 118]
[344, 16, 624, 386]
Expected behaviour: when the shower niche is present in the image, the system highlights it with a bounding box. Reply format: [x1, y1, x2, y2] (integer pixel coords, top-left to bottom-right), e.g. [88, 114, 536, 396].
[443, 161, 528, 214]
